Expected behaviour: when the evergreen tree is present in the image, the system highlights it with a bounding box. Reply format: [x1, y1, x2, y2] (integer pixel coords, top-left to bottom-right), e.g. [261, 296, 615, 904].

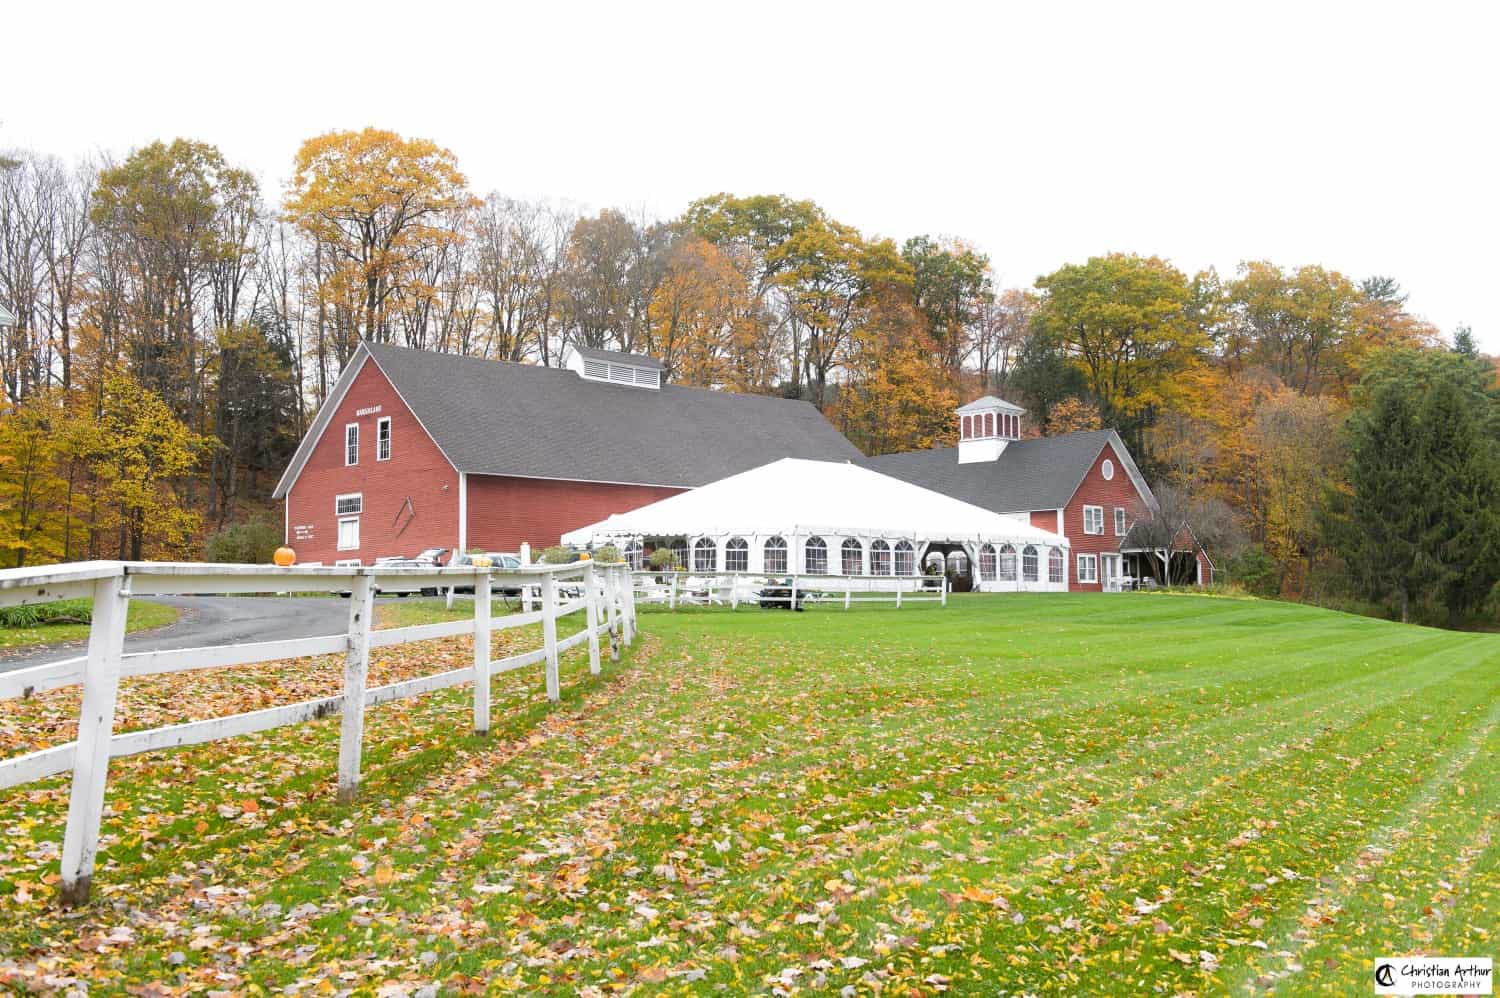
[1418, 379, 1500, 624]
[1324, 382, 1427, 622]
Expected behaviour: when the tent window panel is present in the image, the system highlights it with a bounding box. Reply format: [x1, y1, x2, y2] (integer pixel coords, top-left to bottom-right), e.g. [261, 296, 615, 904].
[894, 541, 915, 576]
[870, 540, 891, 576]
[1022, 545, 1039, 582]
[764, 536, 788, 573]
[841, 538, 863, 575]
[624, 541, 643, 569]
[725, 537, 748, 572]
[1049, 547, 1065, 583]
[805, 536, 828, 575]
[693, 537, 717, 572]
[670, 540, 688, 569]
[999, 544, 1017, 581]
[978, 543, 997, 581]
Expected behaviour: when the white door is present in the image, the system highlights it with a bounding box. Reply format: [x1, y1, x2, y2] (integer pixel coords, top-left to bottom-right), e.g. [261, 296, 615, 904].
[1101, 554, 1121, 592]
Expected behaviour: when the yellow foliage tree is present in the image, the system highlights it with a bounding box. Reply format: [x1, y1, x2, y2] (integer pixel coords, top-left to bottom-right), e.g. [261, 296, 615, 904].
[284, 128, 474, 340]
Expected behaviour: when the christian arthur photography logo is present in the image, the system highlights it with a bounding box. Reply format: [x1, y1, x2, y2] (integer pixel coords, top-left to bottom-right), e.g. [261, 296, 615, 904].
[1374, 956, 1493, 994]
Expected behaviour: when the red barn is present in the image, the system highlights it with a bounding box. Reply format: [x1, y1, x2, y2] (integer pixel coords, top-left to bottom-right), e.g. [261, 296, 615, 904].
[867, 396, 1213, 592]
[272, 343, 861, 565]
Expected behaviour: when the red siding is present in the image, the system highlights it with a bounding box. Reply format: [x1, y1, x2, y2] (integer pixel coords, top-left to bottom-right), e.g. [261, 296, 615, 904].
[467, 475, 686, 553]
[1029, 509, 1059, 533]
[1062, 441, 1149, 592]
[284, 361, 460, 565]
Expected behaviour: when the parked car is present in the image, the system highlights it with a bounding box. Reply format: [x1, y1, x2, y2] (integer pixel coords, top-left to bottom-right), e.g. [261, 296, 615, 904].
[757, 577, 809, 611]
[448, 552, 524, 595]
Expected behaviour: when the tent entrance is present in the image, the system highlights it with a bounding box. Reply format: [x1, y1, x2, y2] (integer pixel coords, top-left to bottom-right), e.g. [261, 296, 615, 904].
[923, 542, 973, 593]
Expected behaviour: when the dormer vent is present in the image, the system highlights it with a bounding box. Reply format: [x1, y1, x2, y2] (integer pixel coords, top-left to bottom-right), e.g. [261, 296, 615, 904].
[568, 347, 664, 390]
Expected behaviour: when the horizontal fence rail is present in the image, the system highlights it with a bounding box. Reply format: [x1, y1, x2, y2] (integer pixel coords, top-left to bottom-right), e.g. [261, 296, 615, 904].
[0, 559, 637, 907]
[628, 569, 949, 610]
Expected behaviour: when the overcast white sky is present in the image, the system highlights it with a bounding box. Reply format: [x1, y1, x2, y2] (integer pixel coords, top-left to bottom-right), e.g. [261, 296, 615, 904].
[4, 0, 1496, 349]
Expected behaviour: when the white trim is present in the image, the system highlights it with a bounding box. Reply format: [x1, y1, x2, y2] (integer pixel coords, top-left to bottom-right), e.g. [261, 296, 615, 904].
[344, 423, 359, 466]
[376, 416, 391, 461]
[1101, 458, 1115, 481]
[458, 472, 468, 554]
[334, 493, 363, 516]
[337, 516, 360, 551]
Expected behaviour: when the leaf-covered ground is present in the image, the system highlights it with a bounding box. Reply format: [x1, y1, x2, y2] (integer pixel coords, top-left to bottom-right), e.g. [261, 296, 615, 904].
[0, 593, 1496, 995]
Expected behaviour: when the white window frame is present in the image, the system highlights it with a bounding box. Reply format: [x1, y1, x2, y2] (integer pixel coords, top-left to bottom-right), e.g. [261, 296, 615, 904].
[344, 423, 359, 466]
[376, 416, 391, 461]
[1114, 507, 1127, 536]
[1049, 547, 1066, 584]
[1077, 553, 1098, 583]
[335, 493, 363, 516]
[725, 537, 749, 572]
[1101, 458, 1115, 481]
[1083, 505, 1104, 535]
[337, 516, 360, 551]
[764, 536, 788, 574]
[894, 540, 915, 576]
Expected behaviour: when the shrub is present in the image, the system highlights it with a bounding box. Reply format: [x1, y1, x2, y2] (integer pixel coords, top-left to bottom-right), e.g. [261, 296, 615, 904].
[205, 517, 284, 564]
[594, 544, 622, 564]
[539, 545, 576, 565]
[0, 598, 92, 628]
[647, 548, 680, 571]
[1225, 547, 1279, 598]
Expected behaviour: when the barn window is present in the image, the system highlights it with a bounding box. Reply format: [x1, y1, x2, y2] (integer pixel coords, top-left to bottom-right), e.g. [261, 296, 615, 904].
[805, 536, 828, 575]
[624, 540, 643, 569]
[693, 537, 717, 572]
[1114, 507, 1127, 536]
[335, 493, 363, 516]
[764, 536, 788, 573]
[1077, 554, 1098, 583]
[870, 540, 892, 576]
[977, 544, 996, 581]
[894, 540, 915, 576]
[337, 517, 359, 551]
[1049, 547, 1065, 583]
[344, 423, 358, 465]
[377, 417, 391, 461]
[1101, 458, 1115, 481]
[998, 544, 1017, 581]
[725, 537, 749, 572]
[1083, 505, 1104, 535]
[1022, 545, 1039, 582]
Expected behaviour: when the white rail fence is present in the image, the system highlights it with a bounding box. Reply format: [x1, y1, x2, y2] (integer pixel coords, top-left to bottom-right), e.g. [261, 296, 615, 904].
[630, 570, 948, 610]
[0, 559, 637, 907]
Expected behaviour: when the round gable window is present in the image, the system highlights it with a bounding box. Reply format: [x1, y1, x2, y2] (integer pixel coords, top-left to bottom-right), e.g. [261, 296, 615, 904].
[1101, 459, 1115, 481]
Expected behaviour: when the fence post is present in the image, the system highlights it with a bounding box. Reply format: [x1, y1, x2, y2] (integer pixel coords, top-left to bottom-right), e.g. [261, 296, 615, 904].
[844, 578, 851, 610]
[941, 573, 948, 607]
[58, 570, 130, 908]
[622, 570, 637, 645]
[896, 581, 903, 609]
[473, 569, 491, 735]
[584, 563, 602, 676]
[337, 573, 375, 804]
[790, 575, 798, 611]
[604, 566, 621, 662]
[541, 571, 560, 702]
[730, 572, 739, 611]
[669, 571, 678, 611]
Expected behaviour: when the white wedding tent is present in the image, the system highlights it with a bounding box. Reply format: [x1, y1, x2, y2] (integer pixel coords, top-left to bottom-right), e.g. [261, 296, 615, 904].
[562, 457, 1070, 593]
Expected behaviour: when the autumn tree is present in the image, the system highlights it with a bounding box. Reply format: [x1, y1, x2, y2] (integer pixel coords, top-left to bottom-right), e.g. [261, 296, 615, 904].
[901, 235, 992, 374]
[1033, 253, 1206, 442]
[0, 393, 74, 566]
[284, 128, 473, 343]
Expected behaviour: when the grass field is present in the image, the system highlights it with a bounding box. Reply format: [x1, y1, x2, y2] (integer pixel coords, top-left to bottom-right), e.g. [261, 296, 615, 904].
[0, 593, 1496, 995]
[0, 598, 179, 651]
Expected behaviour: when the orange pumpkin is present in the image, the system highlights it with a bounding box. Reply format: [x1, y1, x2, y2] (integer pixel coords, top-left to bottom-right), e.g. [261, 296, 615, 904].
[472, 555, 493, 568]
[273, 546, 296, 567]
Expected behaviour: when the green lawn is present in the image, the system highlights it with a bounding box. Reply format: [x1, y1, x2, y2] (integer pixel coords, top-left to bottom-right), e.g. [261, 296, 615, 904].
[0, 593, 1496, 995]
[0, 598, 179, 651]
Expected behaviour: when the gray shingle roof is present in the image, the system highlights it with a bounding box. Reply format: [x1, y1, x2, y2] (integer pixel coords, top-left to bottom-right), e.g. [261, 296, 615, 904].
[574, 347, 666, 371]
[352, 343, 860, 488]
[865, 430, 1153, 513]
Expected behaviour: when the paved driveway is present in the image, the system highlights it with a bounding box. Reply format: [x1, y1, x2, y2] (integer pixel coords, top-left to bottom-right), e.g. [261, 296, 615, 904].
[0, 595, 373, 674]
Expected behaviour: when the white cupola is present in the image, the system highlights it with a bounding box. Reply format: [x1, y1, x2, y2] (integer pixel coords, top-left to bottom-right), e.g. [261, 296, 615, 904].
[956, 395, 1024, 463]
